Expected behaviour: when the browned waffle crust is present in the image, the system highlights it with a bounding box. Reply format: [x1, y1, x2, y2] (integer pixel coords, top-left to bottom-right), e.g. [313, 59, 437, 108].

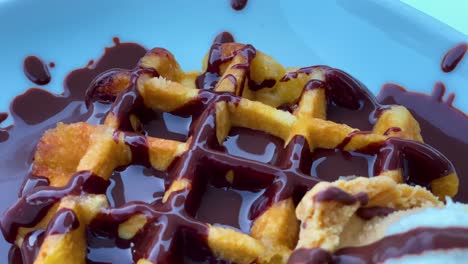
[0, 41, 459, 263]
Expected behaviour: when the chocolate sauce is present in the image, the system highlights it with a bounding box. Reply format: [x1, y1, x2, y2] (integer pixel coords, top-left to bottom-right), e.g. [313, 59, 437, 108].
[230, 0, 248, 11]
[196, 185, 264, 233]
[195, 43, 256, 91]
[0, 38, 147, 258]
[378, 83, 468, 201]
[140, 110, 192, 141]
[213, 31, 235, 45]
[49, 62, 55, 68]
[383, 126, 401, 136]
[223, 127, 284, 164]
[314, 187, 368, 205]
[1, 171, 107, 243]
[0, 36, 467, 263]
[280, 67, 388, 131]
[356, 206, 396, 220]
[287, 248, 332, 264]
[308, 148, 376, 181]
[248, 79, 276, 91]
[120, 132, 151, 166]
[0, 113, 7, 124]
[107, 165, 166, 207]
[19, 230, 44, 264]
[324, 69, 387, 131]
[86, 228, 133, 263]
[23, 56, 51, 85]
[44, 208, 80, 236]
[441, 43, 467, 72]
[290, 227, 468, 264]
[20, 176, 50, 197]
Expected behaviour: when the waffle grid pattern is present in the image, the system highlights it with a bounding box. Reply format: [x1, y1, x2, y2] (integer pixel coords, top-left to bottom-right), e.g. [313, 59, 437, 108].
[0, 42, 458, 263]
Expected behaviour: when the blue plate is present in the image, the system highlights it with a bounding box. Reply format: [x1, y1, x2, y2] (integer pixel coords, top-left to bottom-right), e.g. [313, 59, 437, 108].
[0, 0, 467, 116]
[0, 0, 467, 261]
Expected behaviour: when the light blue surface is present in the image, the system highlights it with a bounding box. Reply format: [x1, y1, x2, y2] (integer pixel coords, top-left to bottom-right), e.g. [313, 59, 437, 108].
[402, 0, 468, 36]
[0, 0, 467, 121]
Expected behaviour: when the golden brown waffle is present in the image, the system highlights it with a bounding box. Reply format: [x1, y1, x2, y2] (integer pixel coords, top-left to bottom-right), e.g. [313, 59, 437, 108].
[0, 41, 459, 263]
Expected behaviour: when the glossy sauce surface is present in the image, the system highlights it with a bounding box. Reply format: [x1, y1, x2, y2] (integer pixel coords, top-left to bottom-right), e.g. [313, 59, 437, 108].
[230, 0, 248, 11]
[223, 127, 284, 164]
[0, 34, 467, 263]
[23, 56, 51, 85]
[378, 83, 468, 201]
[196, 185, 265, 233]
[441, 43, 467, 72]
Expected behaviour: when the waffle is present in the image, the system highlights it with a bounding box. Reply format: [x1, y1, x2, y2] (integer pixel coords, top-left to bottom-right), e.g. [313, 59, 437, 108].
[0, 41, 460, 264]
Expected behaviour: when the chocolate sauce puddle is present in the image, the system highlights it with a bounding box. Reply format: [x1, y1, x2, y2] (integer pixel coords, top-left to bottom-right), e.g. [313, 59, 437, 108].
[378, 82, 468, 201]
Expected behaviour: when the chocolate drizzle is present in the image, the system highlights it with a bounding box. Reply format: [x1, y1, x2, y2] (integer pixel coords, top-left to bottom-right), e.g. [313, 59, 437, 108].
[23, 56, 51, 85]
[195, 43, 256, 91]
[248, 79, 276, 91]
[0, 37, 466, 263]
[441, 43, 467, 72]
[279, 66, 390, 131]
[19, 230, 44, 264]
[288, 227, 468, 264]
[45, 208, 80, 236]
[0, 171, 107, 243]
[314, 187, 368, 205]
[356, 206, 396, 220]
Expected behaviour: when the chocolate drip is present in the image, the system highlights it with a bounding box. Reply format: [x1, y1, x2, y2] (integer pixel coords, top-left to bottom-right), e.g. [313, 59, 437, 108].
[213, 32, 235, 44]
[280, 66, 325, 82]
[45, 208, 80, 236]
[230, 0, 248, 11]
[108, 68, 158, 131]
[119, 132, 151, 166]
[441, 43, 467, 72]
[335, 131, 372, 150]
[0, 113, 7, 123]
[248, 79, 276, 91]
[314, 187, 368, 205]
[383, 126, 401, 136]
[19, 230, 45, 264]
[356, 206, 396, 220]
[19, 175, 50, 197]
[195, 44, 256, 90]
[23, 56, 51, 85]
